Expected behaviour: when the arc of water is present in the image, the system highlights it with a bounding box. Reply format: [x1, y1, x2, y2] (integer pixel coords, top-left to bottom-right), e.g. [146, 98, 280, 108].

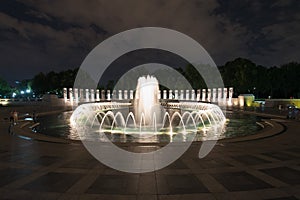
[181, 111, 197, 133]
[139, 112, 146, 134]
[194, 111, 208, 132]
[170, 111, 186, 134]
[125, 112, 137, 134]
[162, 112, 171, 131]
[111, 112, 126, 133]
[153, 112, 157, 133]
[91, 111, 106, 127]
[100, 111, 115, 134]
[206, 111, 217, 126]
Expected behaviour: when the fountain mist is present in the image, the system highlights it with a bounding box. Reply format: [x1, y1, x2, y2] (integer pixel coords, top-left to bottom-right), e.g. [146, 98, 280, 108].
[134, 75, 161, 125]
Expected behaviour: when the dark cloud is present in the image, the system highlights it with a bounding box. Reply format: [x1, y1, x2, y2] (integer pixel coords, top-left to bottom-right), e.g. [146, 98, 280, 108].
[0, 0, 299, 84]
[214, 0, 300, 65]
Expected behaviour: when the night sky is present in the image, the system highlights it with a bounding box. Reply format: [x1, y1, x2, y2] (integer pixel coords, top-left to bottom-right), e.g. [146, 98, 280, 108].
[0, 0, 299, 85]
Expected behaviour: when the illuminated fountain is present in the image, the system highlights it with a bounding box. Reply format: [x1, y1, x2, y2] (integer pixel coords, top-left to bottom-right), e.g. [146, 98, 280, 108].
[134, 76, 161, 125]
[70, 75, 226, 142]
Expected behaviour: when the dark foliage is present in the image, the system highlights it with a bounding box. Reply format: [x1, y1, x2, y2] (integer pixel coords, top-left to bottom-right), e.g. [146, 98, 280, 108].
[28, 58, 300, 99]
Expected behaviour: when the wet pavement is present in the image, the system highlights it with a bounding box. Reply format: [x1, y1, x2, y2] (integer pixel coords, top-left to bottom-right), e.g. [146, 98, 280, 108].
[0, 110, 299, 199]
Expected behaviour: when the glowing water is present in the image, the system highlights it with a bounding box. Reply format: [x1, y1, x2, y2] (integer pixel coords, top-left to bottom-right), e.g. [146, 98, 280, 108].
[70, 75, 226, 142]
[134, 75, 160, 125]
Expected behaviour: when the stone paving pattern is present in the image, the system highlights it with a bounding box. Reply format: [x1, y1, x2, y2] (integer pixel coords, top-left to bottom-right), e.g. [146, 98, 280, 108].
[0, 118, 299, 199]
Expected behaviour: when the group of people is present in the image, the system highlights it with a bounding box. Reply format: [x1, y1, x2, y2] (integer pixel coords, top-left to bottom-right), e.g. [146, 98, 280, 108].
[8, 110, 38, 135]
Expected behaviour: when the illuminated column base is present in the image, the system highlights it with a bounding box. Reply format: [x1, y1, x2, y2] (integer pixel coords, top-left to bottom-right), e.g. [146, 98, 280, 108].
[186, 90, 190, 100]
[91, 89, 95, 102]
[96, 89, 100, 101]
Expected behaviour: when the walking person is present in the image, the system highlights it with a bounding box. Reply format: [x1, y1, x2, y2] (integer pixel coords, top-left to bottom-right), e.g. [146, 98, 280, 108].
[9, 110, 14, 123]
[8, 112, 14, 135]
[33, 110, 37, 123]
[13, 110, 18, 125]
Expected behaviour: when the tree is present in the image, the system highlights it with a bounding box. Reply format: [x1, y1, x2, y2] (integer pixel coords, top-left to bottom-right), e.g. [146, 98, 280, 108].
[0, 77, 11, 97]
[32, 72, 47, 95]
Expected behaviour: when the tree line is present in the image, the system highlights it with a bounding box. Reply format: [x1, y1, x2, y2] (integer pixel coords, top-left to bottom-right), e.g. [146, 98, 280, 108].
[0, 58, 299, 99]
[180, 58, 300, 99]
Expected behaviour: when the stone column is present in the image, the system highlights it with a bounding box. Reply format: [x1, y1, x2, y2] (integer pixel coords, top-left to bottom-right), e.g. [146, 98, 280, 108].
[186, 90, 190, 100]
[63, 88, 67, 102]
[79, 89, 83, 102]
[90, 89, 95, 102]
[112, 90, 116, 100]
[85, 89, 89, 102]
[180, 90, 184, 100]
[129, 90, 134, 99]
[124, 90, 128, 100]
[191, 90, 195, 100]
[212, 88, 216, 102]
[207, 89, 211, 102]
[174, 90, 178, 100]
[196, 89, 201, 101]
[202, 89, 206, 101]
[107, 90, 111, 100]
[158, 90, 161, 100]
[228, 87, 233, 106]
[69, 88, 73, 104]
[217, 88, 222, 104]
[101, 90, 106, 100]
[74, 88, 79, 103]
[238, 95, 244, 107]
[223, 88, 228, 105]
[169, 90, 173, 100]
[118, 90, 122, 100]
[96, 89, 100, 101]
[163, 90, 167, 99]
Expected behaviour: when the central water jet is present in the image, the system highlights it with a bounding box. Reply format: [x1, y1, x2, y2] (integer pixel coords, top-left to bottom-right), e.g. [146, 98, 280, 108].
[134, 75, 160, 125]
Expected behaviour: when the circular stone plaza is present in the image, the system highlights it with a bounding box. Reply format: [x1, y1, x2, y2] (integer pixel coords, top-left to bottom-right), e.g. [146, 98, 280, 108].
[0, 88, 299, 200]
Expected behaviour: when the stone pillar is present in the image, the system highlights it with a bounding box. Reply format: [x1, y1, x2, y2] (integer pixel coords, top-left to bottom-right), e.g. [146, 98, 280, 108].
[191, 90, 195, 100]
[169, 90, 173, 100]
[228, 87, 233, 106]
[202, 89, 206, 101]
[96, 89, 100, 101]
[196, 89, 201, 101]
[174, 90, 178, 100]
[217, 88, 222, 104]
[180, 90, 184, 100]
[124, 90, 128, 100]
[112, 90, 116, 100]
[158, 90, 161, 100]
[85, 89, 89, 102]
[74, 88, 79, 103]
[63, 88, 67, 102]
[129, 90, 134, 99]
[118, 90, 122, 100]
[101, 90, 106, 100]
[238, 95, 245, 107]
[207, 89, 211, 102]
[212, 88, 217, 102]
[186, 90, 190, 100]
[223, 88, 228, 105]
[163, 90, 167, 99]
[79, 89, 83, 102]
[107, 90, 111, 100]
[69, 88, 73, 104]
[90, 89, 95, 102]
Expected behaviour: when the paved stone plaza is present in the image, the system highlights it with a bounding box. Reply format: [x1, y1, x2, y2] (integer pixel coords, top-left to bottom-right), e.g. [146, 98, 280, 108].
[0, 108, 299, 200]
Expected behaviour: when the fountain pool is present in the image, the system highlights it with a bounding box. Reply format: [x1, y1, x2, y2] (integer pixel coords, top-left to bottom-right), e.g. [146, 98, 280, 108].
[34, 111, 262, 143]
[33, 76, 262, 143]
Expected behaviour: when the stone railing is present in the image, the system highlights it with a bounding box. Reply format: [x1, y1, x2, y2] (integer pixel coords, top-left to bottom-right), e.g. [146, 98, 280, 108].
[63, 87, 235, 106]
